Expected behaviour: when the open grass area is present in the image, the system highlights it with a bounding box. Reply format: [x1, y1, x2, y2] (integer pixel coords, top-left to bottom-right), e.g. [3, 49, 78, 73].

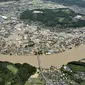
[25, 78, 43, 85]
[68, 64, 85, 72]
[7, 65, 18, 74]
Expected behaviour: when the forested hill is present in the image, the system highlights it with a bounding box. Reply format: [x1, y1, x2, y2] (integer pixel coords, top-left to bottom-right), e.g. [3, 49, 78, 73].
[20, 8, 85, 28]
[43, 0, 85, 7]
[0, 61, 36, 85]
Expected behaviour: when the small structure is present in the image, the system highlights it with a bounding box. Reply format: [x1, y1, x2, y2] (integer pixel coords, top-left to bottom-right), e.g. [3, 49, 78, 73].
[71, 38, 81, 46]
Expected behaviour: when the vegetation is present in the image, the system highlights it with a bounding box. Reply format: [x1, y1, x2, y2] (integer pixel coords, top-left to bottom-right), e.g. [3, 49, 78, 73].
[7, 65, 18, 75]
[67, 61, 85, 72]
[61, 61, 85, 85]
[20, 8, 85, 28]
[81, 81, 85, 85]
[26, 78, 43, 85]
[0, 61, 36, 85]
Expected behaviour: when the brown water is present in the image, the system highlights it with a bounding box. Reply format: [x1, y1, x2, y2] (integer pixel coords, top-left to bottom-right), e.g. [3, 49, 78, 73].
[0, 44, 85, 68]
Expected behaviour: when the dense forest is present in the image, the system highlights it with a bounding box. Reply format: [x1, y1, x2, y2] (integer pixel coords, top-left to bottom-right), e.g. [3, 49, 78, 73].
[0, 61, 36, 85]
[61, 61, 85, 85]
[20, 8, 85, 28]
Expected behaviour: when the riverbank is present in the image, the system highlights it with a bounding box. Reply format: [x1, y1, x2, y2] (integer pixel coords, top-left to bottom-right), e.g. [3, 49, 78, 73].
[0, 44, 85, 68]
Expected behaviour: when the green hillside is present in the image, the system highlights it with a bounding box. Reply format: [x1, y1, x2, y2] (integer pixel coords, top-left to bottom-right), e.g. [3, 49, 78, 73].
[0, 61, 36, 85]
[61, 61, 85, 85]
[20, 8, 85, 28]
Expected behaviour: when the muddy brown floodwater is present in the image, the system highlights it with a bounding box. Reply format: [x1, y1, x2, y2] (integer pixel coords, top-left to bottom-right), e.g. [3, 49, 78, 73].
[0, 44, 85, 68]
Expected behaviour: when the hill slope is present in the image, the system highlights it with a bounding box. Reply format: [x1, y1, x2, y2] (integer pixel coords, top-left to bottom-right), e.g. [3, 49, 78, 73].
[20, 8, 85, 28]
[0, 61, 36, 85]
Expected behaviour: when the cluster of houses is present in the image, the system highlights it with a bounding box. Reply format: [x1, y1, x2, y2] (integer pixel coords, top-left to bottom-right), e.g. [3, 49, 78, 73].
[0, 0, 85, 55]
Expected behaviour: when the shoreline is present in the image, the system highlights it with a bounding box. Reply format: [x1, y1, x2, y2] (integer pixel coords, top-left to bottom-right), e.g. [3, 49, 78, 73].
[0, 44, 85, 68]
